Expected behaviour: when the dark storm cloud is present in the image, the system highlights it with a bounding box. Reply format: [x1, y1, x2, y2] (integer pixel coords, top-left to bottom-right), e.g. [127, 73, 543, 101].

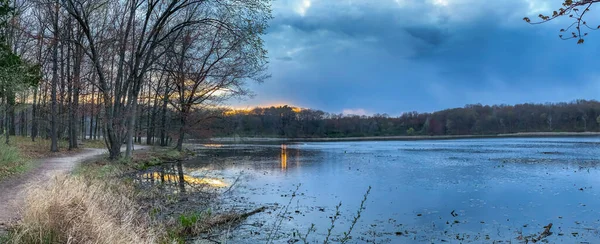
[404, 27, 448, 47]
[237, 0, 600, 115]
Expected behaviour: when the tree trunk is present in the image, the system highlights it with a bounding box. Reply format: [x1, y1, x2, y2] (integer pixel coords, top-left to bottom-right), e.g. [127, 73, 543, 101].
[67, 35, 74, 150]
[89, 84, 95, 140]
[70, 24, 81, 149]
[5, 97, 9, 145]
[59, 31, 66, 141]
[125, 96, 137, 158]
[147, 90, 159, 145]
[50, 0, 59, 152]
[160, 87, 169, 146]
[31, 87, 37, 141]
[176, 115, 185, 151]
[8, 91, 15, 136]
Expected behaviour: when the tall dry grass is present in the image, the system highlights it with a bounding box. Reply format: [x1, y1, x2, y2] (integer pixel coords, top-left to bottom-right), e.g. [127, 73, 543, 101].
[9, 175, 158, 244]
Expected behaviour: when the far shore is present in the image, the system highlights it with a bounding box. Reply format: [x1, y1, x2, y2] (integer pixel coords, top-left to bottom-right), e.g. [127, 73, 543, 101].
[200, 132, 600, 143]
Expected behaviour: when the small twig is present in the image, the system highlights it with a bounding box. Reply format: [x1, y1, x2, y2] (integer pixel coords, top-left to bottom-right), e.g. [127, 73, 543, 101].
[340, 186, 371, 243]
[323, 202, 342, 244]
[266, 184, 301, 244]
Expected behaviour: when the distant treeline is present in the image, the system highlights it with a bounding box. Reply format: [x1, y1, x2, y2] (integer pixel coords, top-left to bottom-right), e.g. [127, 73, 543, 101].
[208, 100, 600, 138]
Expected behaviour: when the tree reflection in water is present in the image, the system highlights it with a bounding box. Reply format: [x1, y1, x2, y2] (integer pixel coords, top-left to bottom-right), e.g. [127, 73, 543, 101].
[135, 161, 228, 197]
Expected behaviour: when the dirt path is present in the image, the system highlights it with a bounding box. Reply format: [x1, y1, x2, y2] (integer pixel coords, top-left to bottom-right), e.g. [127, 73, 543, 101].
[0, 146, 147, 230]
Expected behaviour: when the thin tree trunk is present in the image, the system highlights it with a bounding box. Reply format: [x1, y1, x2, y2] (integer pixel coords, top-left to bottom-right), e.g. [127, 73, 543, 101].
[31, 87, 37, 141]
[5, 97, 9, 145]
[70, 20, 81, 149]
[147, 90, 159, 145]
[160, 86, 169, 146]
[125, 96, 137, 158]
[89, 85, 95, 140]
[8, 91, 14, 136]
[176, 113, 185, 151]
[50, 0, 59, 152]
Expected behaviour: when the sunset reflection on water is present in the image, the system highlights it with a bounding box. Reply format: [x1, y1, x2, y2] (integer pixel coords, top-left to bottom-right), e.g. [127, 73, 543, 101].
[141, 172, 228, 188]
[281, 144, 287, 171]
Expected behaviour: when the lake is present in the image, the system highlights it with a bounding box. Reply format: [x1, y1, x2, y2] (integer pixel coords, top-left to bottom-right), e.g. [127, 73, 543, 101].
[179, 137, 600, 243]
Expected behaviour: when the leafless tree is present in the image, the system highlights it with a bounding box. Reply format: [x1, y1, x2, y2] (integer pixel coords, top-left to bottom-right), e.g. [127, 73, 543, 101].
[60, 0, 271, 159]
[164, 7, 269, 151]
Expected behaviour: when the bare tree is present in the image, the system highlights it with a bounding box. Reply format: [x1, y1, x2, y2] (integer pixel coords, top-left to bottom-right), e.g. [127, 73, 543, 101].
[164, 10, 269, 151]
[61, 0, 271, 159]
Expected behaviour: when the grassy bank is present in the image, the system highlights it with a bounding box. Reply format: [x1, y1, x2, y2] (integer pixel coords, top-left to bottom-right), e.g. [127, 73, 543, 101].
[0, 137, 108, 182]
[0, 141, 33, 181]
[6, 147, 261, 244]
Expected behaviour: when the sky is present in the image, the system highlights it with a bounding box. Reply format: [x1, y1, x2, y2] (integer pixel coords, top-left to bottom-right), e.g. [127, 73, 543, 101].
[232, 0, 600, 116]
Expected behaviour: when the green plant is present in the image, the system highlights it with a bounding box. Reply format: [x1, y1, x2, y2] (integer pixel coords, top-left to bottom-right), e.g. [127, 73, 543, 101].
[165, 150, 182, 160]
[0, 140, 33, 181]
[179, 212, 200, 229]
[0, 231, 10, 243]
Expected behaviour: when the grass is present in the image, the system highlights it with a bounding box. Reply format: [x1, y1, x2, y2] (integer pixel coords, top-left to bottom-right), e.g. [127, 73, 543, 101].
[74, 147, 187, 179]
[5, 144, 262, 244]
[7, 175, 158, 244]
[65, 147, 257, 244]
[0, 138, 34, 181]
[0, 136, 108, 182]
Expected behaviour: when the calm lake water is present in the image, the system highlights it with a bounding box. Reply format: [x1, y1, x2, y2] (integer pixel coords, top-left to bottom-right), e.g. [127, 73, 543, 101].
[181, 137, 600, 243]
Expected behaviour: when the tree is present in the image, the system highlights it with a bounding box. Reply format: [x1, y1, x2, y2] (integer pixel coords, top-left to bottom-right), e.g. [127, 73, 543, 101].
[161, 1, 270, 151]
[0, 0, 40, 145]
[524, 0, 600, 44]
[61, 0, 272, 159]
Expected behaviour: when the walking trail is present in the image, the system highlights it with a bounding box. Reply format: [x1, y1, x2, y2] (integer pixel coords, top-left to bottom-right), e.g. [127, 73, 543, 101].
[0, 146, 147, 230]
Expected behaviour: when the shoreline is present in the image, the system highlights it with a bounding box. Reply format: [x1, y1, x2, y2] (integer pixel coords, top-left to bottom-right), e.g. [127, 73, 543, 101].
[204, 132, 600, 143]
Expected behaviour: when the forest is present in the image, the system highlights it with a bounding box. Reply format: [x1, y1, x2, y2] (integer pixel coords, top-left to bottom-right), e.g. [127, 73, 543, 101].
[209, 100, 600, 138]
[0, 0, 271, 158]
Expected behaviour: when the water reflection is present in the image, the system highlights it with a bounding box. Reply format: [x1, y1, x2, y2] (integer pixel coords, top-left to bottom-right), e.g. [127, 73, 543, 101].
[136, 162, 228, 194]
[202, 143, 224, 148]
[140, 172, 227, 188]
[192, 139, 600, 243]
[281, 144, 287, 171]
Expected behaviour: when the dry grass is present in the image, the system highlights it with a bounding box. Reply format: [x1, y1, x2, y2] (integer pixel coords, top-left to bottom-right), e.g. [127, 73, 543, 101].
[5, 147, 254, 244]
[8, 175, 158, 244]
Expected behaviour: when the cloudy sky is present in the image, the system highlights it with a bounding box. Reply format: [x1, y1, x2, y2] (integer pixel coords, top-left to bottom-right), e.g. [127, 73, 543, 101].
[233, 0, 600, 116]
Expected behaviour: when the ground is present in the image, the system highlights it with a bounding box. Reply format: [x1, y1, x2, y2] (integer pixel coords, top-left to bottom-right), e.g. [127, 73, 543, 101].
[0, 144, 149, 231]
[0, 148, 108, 228]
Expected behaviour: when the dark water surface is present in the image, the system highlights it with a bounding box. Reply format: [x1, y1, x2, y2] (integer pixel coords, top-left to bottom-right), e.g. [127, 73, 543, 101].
[182, 138, 600, 243]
